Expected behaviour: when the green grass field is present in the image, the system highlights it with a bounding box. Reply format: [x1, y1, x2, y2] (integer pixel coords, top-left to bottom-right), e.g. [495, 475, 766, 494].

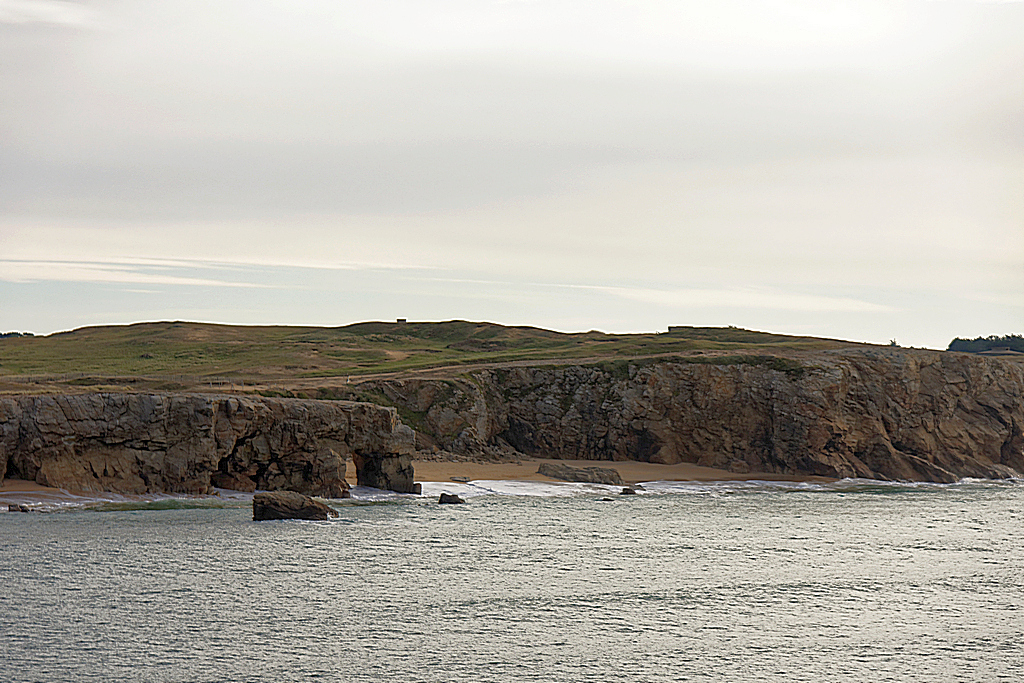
[0, 320, 861, 392]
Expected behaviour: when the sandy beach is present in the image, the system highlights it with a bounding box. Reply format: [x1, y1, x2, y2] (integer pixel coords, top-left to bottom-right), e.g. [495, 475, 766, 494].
[2, 458, 832, 507]
[0, 478, 118, 509]
[408, 458, 834, 486]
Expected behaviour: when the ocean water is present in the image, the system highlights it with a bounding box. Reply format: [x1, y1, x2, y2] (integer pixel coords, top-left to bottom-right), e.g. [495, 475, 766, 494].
[2, 479, 1023, 683]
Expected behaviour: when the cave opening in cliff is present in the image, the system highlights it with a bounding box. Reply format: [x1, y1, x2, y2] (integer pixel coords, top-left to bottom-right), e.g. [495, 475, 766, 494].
[4, 457, 22, 482]
[635, 428, 662, 462]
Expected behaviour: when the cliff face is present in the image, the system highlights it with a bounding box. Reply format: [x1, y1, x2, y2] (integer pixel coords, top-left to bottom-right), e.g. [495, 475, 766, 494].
[3, 350, 1021, 490]
[359, 350, 1024, 482]
[0, 394, 415, 495]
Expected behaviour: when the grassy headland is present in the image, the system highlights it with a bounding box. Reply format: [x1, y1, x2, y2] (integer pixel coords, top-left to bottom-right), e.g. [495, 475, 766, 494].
[0, 320, 871, 394]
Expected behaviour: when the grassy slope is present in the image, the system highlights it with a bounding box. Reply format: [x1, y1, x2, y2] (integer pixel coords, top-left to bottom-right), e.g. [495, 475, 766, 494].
[0, 320, 861, 392]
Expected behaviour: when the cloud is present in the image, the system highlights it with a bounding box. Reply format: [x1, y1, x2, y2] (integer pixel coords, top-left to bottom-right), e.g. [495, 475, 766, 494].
[0, 0, 101, 27]
[601, 286, 894, 313]
[421, 276, 893, 313]
[0, 0, 1019, 345]
[0, 259, 272, 288]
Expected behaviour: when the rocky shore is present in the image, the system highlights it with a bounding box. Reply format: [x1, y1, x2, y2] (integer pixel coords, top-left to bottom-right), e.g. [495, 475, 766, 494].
[343, 349, 1023, 483]
[2, 349, 1021, 493]
[0, 394, 415, 495]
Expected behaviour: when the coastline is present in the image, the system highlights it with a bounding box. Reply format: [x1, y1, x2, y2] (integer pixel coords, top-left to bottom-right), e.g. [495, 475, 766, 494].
[2, 458, 833, 508]
[406, 458, 834, 486]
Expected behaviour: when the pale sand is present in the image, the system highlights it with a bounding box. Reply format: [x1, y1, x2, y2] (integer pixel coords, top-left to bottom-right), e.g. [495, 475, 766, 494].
[3, 460, 831, 505]
[0, 479, 58, 493]
[0, 479, 99, 508]
[410, 458, 834, 485]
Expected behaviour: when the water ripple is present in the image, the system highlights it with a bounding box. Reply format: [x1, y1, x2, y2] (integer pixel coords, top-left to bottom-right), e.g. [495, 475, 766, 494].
[2, 482, 1023, 682]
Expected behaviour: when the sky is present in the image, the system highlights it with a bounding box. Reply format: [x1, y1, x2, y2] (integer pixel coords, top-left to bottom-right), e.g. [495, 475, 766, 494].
[1, 0, 1021, 348]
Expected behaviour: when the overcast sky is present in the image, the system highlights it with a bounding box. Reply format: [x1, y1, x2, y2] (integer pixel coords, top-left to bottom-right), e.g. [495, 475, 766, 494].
[1, 0, 1021, 347]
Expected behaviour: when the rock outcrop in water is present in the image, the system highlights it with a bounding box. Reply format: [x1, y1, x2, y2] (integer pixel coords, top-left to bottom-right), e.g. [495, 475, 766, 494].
[252, 490, 339, 521]
[0, 394, 415, 495]
[438, 492, 465, 504]
[347, 350, 1024, 483]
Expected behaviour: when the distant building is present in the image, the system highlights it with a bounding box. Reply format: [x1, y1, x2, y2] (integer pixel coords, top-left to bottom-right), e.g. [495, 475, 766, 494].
[396, 319, 407, 324]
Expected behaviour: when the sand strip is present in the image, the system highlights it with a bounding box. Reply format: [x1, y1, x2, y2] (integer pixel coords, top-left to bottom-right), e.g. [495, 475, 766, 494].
[0, 479, 109, 509]
[4, 460, 831, 507]
[410, 458, 833, 485]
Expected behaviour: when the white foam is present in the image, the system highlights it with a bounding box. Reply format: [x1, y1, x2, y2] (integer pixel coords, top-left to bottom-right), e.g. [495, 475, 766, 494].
[0, 488, 236, 512]
[414, 475, 1024, 500]
[6, 474, 1019, 512]
[419, 479, 626, 499]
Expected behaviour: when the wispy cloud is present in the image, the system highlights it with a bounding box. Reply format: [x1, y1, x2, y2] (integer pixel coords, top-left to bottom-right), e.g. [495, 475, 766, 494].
[0, 259, 272, 288]
[422, 276, 892, 313]
[0, 252, 438, 280]
[602, 286, 893, 313]
[0, 0, 102, 27]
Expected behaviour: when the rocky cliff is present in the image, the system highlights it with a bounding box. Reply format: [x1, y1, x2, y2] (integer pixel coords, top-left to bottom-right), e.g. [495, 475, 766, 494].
[344, 349, 1024, 482]
[3, 350, 1021, 489]
[0, 394, 415, 495]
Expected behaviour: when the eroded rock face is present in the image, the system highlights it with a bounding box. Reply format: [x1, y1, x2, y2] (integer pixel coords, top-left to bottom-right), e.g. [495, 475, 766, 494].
[537, 462, 625, 486]
[355, 350, 1024, 482]
[0, 394, 415, 495]
[252, 491, 339, 521]
[352, 435, 417, 493]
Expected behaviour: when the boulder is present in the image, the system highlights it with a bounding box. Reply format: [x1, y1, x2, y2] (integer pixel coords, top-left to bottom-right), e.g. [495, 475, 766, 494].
[619, 487, 637, 495]
[438, 493, 466, 504]
[537, 462, 625, 486]
[252, 491, 339, 521]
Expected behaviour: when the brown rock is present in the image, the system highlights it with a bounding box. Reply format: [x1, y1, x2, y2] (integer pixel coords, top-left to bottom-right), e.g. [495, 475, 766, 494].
[537, 462, 625, 486]
[728, 460, 752, 474]
[3, 348, 1021, 488]
[350, 350, 1024, 483]
[253, 491, 339, 521]
[210, 471, 258, 493]
[0, 394, 413, 495]
[352, 424, 417, 493]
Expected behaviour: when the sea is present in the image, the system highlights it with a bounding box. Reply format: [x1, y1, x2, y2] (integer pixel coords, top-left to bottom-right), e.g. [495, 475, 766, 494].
[2, 478, 1023, 683]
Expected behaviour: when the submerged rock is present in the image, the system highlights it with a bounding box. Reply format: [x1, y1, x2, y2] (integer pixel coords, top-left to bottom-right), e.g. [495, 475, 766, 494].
[537, 462, 625, 486]
[438, 493, 466, 504]
[252, 491, 339, 521]
[8, 503, 30, 512]
[620, 487, 637, 495]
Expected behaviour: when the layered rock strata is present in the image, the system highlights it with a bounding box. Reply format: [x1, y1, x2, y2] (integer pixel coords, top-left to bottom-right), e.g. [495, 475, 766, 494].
[0, 393, 415, 495]
[348, 350, 1024, 482]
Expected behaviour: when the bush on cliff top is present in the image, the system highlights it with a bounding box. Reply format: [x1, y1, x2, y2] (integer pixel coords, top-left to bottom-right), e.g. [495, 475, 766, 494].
[948, 335, 1024, 353]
